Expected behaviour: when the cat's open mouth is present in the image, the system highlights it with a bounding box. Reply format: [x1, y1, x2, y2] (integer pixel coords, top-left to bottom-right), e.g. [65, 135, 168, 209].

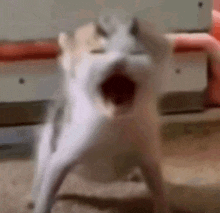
[99, 64, 137, 106]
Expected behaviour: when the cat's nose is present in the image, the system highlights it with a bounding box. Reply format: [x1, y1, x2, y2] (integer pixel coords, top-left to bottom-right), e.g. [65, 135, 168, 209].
[111, 60, 127, 74]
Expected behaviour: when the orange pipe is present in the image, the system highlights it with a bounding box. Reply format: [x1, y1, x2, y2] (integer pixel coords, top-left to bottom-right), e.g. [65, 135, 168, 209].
[207, 10, 220, 105]
[0, 41, 59, 61]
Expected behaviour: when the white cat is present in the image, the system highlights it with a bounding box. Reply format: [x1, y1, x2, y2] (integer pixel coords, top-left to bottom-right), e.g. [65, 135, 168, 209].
[32, 13, 172, 213]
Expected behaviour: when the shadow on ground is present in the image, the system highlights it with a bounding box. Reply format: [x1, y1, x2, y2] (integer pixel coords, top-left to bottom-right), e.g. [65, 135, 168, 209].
[56, 194, 194, 213]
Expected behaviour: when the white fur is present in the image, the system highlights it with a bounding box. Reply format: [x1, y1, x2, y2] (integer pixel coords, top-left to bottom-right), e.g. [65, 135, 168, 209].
[31, 16, 172, 213]
[58, 22, 106, 74]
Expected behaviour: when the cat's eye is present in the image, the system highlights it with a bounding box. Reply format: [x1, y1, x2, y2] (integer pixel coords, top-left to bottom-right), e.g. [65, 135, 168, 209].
[96, 24, 108, 38]
[90, 49, 105, 54]
[131, 50, 146, 55]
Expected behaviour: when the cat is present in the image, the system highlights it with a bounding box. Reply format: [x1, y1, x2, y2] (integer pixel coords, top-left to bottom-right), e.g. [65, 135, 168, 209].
[32, 12, 172, 213]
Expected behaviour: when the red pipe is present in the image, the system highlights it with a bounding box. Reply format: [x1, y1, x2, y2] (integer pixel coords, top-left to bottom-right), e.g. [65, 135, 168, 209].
[0, 41, 59, 61]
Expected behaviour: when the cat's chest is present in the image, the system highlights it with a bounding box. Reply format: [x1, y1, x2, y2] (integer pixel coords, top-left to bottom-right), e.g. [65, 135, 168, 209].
[75, 119, 139, 182]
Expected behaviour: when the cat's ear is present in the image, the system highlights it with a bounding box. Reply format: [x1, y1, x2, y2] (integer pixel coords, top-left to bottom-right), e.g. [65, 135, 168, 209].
[58, 32, 68, 49]
[96, 14, 118, 37]
[136, 19, 173, 62]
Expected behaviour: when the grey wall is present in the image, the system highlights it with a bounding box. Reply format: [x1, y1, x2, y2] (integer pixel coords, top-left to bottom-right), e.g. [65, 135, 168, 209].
[0, 0, 213, 41]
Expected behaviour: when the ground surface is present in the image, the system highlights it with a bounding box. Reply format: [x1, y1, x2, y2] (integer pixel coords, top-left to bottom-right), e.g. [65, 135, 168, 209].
[2, 121, 220, 212]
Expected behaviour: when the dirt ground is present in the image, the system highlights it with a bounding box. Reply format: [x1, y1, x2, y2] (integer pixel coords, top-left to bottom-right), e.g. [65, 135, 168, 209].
[2, 121, 220, 213]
